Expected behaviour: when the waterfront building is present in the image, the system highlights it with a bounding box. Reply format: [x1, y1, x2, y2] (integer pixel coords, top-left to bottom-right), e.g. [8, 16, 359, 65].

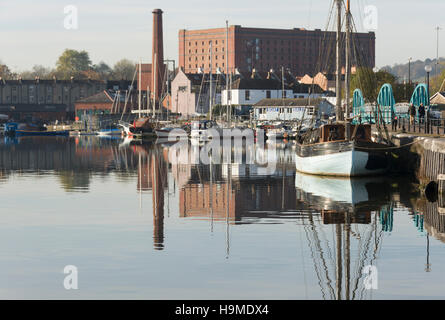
[221, 71, 326, 114]
[179, 25, 375, 76]
[253, 98, 335, 122]
[0, 78, 134, 121]
[170, 68, 224, 116]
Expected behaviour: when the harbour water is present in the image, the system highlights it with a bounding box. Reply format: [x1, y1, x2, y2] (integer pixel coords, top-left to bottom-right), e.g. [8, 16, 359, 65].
[0, 136, 444, 299]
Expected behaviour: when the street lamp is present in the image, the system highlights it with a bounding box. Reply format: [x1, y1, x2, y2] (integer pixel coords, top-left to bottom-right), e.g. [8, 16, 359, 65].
[425, 65, 432, 105]
[408, 57, 412, 85]
[425, 64, 432, 132]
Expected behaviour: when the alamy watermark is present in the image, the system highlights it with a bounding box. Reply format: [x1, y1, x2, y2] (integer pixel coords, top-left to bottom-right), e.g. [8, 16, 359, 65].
[64, 5, 78, 30]
[63, 265, 78, 290]
[363, 5, 378, 31]
[363, 265, 378, 290]
[166, 128, 278, 174]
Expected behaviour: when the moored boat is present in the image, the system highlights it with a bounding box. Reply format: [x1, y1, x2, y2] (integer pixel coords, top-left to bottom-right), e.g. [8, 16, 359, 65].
[295, 123, 390, 177]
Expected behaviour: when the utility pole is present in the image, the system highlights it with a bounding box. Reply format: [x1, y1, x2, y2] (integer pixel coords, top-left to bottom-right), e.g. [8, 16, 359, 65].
[408, 57, 412, 85]
[436, 26, 442, 78]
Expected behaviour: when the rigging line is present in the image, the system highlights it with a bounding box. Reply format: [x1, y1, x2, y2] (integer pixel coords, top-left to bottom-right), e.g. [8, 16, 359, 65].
[350, 223, 365, 298]
[359, 211, 381, 300]
[304, 213, 328, 299]
[297, 0, 336, 137]
[120, 65, 138, 121]
[351, 211, 376, 300]
[311, 214, 336, 299]
[299, 222, 309, 299]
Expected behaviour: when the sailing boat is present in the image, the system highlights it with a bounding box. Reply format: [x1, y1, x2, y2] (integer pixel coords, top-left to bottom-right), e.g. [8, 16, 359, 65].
[119, 61, 156, 139]
[294, 0, 390, 177]
[190, 24, 247, 141]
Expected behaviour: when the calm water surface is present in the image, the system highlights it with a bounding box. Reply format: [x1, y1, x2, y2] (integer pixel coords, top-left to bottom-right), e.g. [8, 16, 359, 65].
[0, 136, 444, 299]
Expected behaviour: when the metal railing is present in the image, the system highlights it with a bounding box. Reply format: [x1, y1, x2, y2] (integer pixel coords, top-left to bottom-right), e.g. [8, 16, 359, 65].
[393, 116, 445, 135]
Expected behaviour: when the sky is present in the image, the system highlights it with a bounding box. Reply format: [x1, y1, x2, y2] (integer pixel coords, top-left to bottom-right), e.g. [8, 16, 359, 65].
[0, 0, 443, 72]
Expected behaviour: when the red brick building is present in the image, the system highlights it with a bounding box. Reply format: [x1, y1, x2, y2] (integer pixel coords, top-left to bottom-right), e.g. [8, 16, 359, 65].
[179, 25, 375, 77]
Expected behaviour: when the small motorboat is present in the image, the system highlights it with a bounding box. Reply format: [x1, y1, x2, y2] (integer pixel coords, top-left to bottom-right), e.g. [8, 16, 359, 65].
[97, 128, 123, 136]
[155, 126, 188, 139]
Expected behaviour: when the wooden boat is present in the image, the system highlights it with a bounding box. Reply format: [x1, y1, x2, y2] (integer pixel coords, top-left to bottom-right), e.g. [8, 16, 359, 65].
[128, 117, 157, 139]
[295, 123, 390, 176]
[295, 0, 391, 177]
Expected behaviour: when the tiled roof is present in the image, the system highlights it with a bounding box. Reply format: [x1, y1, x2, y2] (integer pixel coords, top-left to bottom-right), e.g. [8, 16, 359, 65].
[75, 90, 113, 104]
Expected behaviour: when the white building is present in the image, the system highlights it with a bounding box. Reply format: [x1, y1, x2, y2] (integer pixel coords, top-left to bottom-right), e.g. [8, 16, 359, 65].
[221, 77, 325, 114]
[253, 98, 335, 122]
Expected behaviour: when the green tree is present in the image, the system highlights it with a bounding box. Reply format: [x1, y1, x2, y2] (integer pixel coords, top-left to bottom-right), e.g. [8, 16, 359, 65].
[20, 65, 53, 79]
[93, 61, 112, 80]
[112, 59, 136, 80]
[351, 67, 397, 102]
[430, 63, 445, 93]
[0, 60, 13, 80]
[55, 49, 92, 79]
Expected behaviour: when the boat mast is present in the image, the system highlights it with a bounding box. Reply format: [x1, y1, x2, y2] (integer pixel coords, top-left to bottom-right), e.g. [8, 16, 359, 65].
[345, 0, 351, 140]
[282, 66, 285, 123]
[226, 21, 229, 124]
[335, 0, 343, 121]
[139, 60, 142, 115]
[209, 41, 213, 121]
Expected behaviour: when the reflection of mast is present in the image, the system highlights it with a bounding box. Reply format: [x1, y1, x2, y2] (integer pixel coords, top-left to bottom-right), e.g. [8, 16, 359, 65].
[344, 213, 351, 300]
[138, 152, 142, 214]
[335, 224, 342, 300]
[426, 233, 431, 272]
[225, 163, 231, 259]
[152, 149, 165, 250]
[210, 154, 214, 233]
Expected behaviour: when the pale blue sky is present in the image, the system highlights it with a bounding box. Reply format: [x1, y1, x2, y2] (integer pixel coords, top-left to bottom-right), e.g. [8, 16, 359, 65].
[0, 0, 443, 72]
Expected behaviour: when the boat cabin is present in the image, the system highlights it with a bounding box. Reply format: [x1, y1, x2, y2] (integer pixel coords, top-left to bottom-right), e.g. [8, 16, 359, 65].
[319, 123, 371, 142]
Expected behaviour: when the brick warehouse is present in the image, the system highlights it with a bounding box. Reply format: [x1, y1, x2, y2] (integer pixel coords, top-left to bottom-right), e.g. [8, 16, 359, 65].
[179, 25, 375, 76]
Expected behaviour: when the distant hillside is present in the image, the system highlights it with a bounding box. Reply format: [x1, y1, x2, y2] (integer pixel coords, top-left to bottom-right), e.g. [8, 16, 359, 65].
[381, 57, 445, 83]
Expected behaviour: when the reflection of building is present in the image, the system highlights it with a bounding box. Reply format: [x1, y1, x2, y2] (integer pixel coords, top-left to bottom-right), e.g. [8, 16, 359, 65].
[422, 201, 445, 243]
[180, 183, 236, 219]
[0, 136, 134, 191]
[178, 164, 298, 222]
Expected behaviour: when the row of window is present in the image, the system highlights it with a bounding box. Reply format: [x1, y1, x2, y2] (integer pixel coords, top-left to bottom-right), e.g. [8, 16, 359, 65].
[187, 63, 225, 69]
[188, 47, 225, 54]
[257, 107, 314, 115]
[188, 55, 225, 61]
[188, 40, 225, 46]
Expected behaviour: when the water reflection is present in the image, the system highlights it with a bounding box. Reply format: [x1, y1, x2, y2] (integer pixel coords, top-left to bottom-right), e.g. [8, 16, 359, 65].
[1, 136, 444, 299]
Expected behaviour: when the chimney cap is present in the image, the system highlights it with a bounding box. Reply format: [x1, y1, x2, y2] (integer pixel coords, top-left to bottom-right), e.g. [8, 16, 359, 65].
[152, 8, 163, 14]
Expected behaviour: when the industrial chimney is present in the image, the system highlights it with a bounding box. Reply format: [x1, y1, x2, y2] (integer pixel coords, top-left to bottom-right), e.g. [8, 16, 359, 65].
[152, 9, 164, 106]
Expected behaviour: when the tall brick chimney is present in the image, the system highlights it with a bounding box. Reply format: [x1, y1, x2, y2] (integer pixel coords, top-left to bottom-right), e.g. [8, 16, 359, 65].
[152, 8, 164, 105]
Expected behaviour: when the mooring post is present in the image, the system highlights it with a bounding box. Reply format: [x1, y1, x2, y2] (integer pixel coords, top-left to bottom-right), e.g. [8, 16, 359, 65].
[438, 174, 445, 194]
